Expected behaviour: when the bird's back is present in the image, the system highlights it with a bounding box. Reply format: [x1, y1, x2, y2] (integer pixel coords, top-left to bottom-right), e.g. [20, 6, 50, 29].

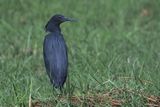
[43, 32, 68, 88]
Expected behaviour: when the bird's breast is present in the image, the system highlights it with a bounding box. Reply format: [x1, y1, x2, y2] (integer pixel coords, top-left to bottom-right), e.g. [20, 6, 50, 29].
[43, 34, 68, 71]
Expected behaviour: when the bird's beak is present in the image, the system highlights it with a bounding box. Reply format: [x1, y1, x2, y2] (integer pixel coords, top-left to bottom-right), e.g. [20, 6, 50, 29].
[64, 17, 78, 22]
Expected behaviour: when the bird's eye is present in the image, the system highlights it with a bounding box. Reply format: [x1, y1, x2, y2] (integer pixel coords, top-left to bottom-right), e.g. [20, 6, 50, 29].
[60, 15, 65, 18]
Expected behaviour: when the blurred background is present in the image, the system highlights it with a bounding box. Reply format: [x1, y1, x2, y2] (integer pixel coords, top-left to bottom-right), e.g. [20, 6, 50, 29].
[0, 0, 160, 106]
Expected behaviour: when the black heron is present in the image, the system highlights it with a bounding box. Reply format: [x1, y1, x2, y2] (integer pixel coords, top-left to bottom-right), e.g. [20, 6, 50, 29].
[43, 14, 76, 89]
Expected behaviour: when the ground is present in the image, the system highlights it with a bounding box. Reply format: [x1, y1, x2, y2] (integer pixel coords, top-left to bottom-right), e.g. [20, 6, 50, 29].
[0, 0, 160, 106]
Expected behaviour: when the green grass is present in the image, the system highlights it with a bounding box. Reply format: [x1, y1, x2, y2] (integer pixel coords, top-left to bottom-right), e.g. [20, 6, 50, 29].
[0, 0, 160, 106]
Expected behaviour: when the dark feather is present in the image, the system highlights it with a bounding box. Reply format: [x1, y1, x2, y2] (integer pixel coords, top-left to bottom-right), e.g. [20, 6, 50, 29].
[43, 32, 68, 88]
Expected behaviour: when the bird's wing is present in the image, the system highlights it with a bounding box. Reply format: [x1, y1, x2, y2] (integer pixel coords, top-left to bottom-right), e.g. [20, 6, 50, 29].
[43, 33, 68, 86]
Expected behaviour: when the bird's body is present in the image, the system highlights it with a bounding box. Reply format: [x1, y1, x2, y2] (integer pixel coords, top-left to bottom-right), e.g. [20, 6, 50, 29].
[43, 32, 68, 88]
[43, 14, 76, 89]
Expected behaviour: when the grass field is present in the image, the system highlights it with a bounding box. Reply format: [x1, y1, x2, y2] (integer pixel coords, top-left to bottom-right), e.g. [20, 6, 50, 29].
[0, 0, 160, 106]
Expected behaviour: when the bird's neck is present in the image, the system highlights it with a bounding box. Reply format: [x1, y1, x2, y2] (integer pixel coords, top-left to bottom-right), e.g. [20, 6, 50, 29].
[52, 25, 61, 33]
[46, 22, 61, 33]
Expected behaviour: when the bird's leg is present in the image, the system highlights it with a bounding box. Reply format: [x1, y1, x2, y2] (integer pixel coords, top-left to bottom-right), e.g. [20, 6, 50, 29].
[52, 87, 61, 95]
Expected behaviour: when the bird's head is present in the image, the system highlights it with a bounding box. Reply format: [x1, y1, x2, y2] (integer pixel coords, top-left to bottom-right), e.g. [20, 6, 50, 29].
[45, 14, 77, 32]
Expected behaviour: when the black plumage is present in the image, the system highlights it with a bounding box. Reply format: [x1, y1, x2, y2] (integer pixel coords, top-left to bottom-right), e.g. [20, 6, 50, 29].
[43, 14, 76, 89]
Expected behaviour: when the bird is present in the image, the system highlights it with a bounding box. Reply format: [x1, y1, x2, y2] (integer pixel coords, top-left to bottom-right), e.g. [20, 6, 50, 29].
[43, 14, 76, 89]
